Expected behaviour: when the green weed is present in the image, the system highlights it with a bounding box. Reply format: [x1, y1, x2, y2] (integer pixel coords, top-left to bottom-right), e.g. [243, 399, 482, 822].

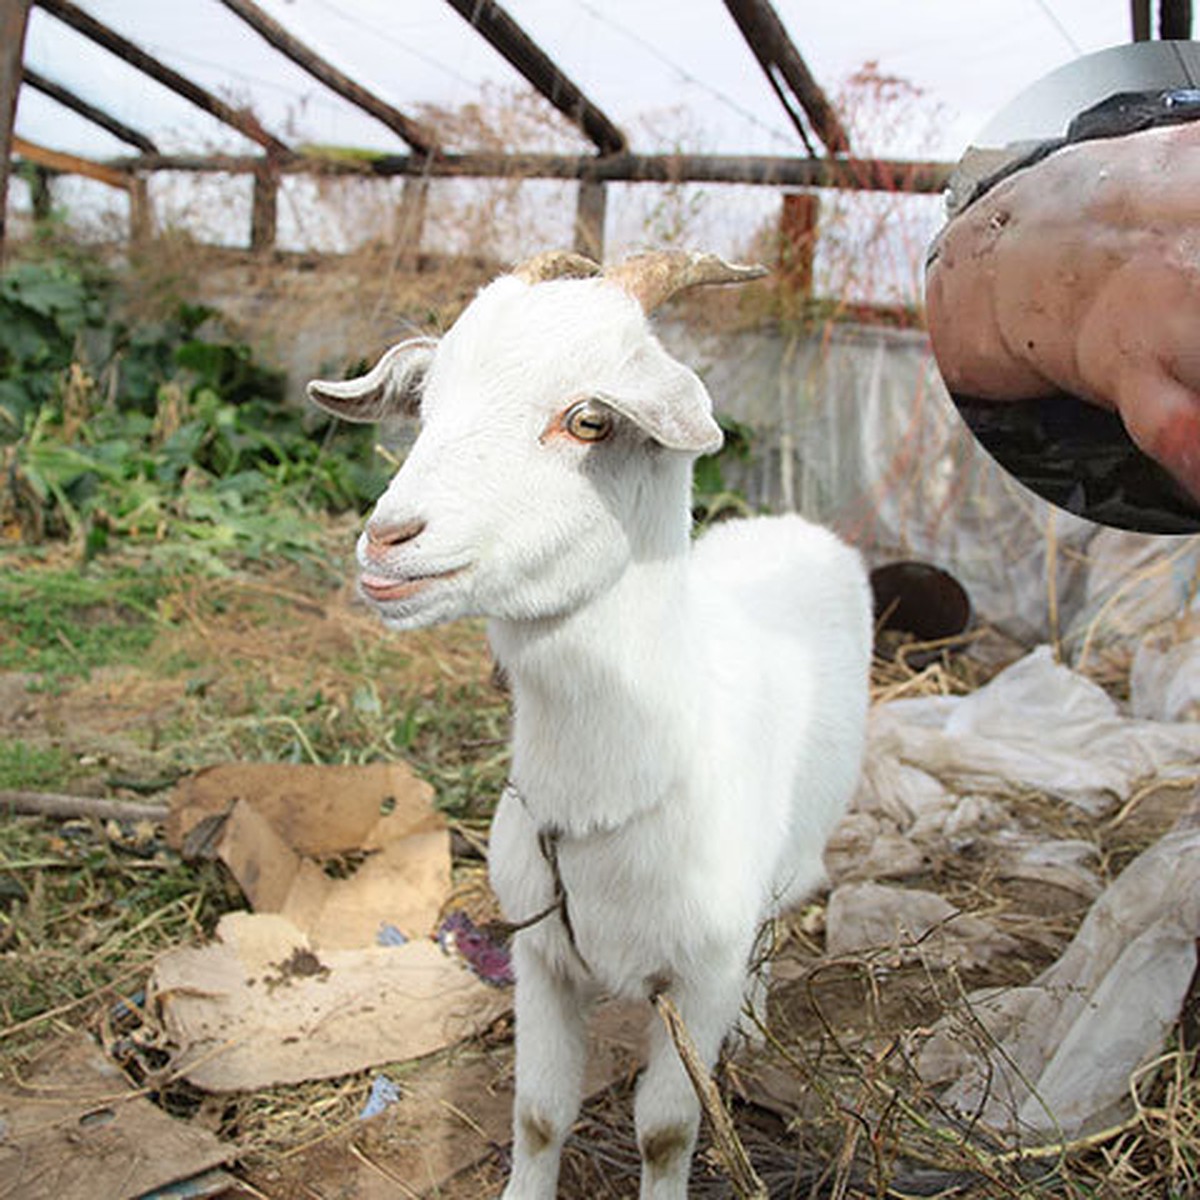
[1, 253, 390, 569]
[693, 412, 757, 525]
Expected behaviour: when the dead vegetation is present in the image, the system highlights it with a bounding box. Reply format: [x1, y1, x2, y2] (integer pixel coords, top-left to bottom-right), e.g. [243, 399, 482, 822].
[1, 546, 1197, 1197]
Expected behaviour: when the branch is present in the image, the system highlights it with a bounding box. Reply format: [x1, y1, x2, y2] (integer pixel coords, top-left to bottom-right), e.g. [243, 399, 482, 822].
[1, 788, 169, 824]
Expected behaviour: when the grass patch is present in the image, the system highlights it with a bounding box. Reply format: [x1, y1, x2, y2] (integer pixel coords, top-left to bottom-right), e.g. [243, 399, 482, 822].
[0, 816, 242, 1034]
[0, 741, 80, 791]
[136, 563, 510, 815]
[0, 558, 165, 680]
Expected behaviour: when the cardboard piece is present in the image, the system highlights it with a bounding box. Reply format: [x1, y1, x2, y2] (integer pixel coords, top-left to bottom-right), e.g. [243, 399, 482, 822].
[150, 911, 511, 1092]
[167, 762, 448, 948]
[157, 764, 510, 1093]
[0, 1032, 232, 1200]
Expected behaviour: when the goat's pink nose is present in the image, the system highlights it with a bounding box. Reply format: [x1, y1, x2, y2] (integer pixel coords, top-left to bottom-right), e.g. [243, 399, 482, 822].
[366, 518, 426, 550]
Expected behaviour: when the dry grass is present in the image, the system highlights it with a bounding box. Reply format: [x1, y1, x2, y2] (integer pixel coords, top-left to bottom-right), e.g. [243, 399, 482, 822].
[2, 543, 1198, 1197]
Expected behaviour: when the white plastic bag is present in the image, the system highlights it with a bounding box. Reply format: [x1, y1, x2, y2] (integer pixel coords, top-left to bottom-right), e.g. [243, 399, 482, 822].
[917, 815, 1200, 1139]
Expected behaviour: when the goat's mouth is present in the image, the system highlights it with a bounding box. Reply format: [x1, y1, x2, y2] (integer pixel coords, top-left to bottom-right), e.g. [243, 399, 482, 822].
[359, 568, 462, 603]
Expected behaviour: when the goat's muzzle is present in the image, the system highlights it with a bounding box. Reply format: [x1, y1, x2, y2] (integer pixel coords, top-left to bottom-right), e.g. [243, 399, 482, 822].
[364, 517, 426, 558]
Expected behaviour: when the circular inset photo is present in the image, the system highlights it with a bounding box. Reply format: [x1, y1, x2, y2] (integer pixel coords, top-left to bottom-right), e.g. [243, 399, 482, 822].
[925, 41, 1200, 535]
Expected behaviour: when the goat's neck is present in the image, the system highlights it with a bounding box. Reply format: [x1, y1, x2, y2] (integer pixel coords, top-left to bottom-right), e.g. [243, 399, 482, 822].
[489, 554, 699, 836]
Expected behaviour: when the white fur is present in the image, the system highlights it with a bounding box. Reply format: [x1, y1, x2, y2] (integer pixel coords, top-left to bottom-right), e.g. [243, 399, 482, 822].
[308, 267, 872, 1199]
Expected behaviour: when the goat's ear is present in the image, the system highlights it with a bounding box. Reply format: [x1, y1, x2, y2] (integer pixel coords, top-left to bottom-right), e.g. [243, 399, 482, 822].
[602, 341, 724, 455]
[306, 337, 437, 423]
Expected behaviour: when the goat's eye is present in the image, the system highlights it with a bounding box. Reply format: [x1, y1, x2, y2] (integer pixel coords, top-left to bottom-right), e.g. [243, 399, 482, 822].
[562, 400, 614, 443]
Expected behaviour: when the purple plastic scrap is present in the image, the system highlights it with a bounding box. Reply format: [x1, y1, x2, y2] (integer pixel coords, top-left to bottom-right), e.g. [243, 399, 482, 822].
[436, 911, 514, 987]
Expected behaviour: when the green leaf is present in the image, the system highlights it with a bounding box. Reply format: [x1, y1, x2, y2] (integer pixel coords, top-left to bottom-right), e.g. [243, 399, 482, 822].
[1, 263, 86, 319]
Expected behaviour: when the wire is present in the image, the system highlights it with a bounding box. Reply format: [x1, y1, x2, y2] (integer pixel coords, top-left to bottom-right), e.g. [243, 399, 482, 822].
[569, 0, 802, 150]
[152, 0, 481, 120]
[140, 42, 347, 110]
[142, 0, 477, 142]
[305, 0, 479, 88]
[1028, 0, 1083, 55]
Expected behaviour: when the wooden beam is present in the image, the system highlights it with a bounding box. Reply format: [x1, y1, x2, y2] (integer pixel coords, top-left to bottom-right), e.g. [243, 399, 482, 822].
[1, 0, 32, 261]
[34, 0, 290, 156]
[122, 150, 952, 193]
[22, 65, 158, 152]
[218, 0, 439, 156]
[443, 0, 627, 155]
[12, 133, 129, 189]
[722, 0, 850, 155]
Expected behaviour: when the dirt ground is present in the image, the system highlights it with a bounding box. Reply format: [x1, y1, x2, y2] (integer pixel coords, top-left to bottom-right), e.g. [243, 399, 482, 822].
[0, 544, 1196, 1198]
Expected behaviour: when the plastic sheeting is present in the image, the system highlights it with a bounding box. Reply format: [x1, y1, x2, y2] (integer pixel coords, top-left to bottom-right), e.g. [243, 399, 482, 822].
[825, 881, 1020, 970]
[858, 646, 1200, 818]
[659, 319, 1200, 655]
[830, 644, 1200, 1142]
[917, 811, 1200, 1139]
[1131, 619, 1200, 722]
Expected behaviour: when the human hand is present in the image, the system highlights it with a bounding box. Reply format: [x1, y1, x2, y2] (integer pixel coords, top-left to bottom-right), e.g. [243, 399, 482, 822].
[926, 120, 1200, 503]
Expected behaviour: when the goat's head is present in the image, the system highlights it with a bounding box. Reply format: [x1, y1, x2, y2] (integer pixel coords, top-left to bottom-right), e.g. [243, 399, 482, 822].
[307, 250, 766, 629]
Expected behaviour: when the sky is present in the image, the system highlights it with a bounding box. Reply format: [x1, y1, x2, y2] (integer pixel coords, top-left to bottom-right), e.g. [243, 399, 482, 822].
[8, 1, 1143, 284]
[14, 0, 1137, 157]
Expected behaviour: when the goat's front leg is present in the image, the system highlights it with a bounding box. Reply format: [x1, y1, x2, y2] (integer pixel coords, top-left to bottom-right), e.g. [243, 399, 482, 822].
[635, 976, 744, 1200]
[501, 937, 593, 1200]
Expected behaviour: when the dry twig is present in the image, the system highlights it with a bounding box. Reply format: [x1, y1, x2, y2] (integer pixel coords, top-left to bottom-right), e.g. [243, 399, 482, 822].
[652, 992, 767, 1200]
[0, 788, 169, 825]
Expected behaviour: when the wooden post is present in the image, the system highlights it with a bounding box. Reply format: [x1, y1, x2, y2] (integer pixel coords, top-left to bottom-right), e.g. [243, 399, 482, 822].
[250, 163, 278, 252]
[129, 174, 152, 243]
[1132, 0, 1151, 39]
[395, 176, 427, 265]
[778, 191, 818, 299]
[29, 164, 50, 222]
[1159, 0, 1192, 36]
[0, 0, 32, 263]
[574, 177, 606, 260]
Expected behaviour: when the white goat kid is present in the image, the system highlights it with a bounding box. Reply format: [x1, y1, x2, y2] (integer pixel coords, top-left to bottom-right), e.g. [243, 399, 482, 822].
[308, 250, 872, 1200]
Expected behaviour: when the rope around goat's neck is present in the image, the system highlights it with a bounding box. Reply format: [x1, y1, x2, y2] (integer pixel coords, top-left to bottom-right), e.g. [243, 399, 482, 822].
[483, 781, 591, 974]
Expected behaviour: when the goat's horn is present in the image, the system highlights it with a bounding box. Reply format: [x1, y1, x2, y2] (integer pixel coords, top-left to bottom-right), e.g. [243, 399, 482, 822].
[605, 251, 768, 312]
[512, 250, 601, 284]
